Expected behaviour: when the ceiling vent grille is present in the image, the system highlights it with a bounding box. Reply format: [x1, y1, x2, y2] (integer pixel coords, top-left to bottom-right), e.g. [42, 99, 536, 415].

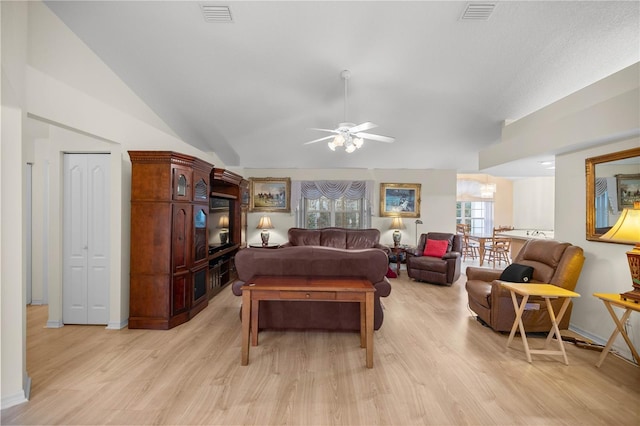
[201, 5, 233, 23]
[460, 3, 496, 20]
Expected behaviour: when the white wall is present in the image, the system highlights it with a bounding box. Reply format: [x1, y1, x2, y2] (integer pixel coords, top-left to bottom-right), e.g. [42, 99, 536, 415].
[238, 168, 457, 248]
[1, 1, 30, 409]
[557, 137, 640, 360]
[513, 177, 555, 230]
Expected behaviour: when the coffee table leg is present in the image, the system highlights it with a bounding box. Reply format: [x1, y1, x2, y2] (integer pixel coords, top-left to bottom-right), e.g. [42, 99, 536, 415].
[365, 292, 374, 368]
[359, 300, 366, 348]
[241, 290, 251, 365]
[251, 298, 259, 346]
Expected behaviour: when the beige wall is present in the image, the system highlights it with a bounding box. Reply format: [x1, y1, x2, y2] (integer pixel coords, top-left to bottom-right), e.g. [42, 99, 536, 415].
[237, 168, 457, 247]
[556, 137, 640, 360]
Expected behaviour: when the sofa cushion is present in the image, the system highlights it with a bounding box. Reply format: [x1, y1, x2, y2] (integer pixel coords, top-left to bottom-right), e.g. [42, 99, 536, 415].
[320, 228, 347, 248]
[500, 263, 534, 283]
[518, 240, 570, 268]
[346, 229, 379, 249]
[423, 239, 449, 258]
[409, 256, 448, 273]
[288, 228, 321, 246]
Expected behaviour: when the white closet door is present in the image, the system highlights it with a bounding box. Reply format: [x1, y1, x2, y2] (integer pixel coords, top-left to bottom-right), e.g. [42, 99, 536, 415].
[63, 154, 110, 325]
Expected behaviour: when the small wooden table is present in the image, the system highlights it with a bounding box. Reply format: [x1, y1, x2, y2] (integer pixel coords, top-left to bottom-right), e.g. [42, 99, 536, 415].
[468, 233, 493, 266]
[593, 293, 640, 367]
[501, 282, 580, 365]
[391, 246, 408, 276]
[241, 276, 376, 368]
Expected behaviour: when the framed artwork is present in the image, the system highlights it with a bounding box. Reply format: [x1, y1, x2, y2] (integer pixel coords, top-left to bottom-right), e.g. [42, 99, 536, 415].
[616, 173, 640, 210]
[380, 183, 421, 218]
[249, 177, 291, 213]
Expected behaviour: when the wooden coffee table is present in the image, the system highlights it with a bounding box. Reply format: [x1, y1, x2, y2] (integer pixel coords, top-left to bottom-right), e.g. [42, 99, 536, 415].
[241, 276, 376, 368]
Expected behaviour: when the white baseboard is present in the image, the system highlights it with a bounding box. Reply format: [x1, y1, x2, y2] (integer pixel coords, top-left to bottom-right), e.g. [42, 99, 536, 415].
[45, 320, 63, 328]
[1, 389, 28, 410]
[570, 324, 635, 364]
[106, 319, 128, 330]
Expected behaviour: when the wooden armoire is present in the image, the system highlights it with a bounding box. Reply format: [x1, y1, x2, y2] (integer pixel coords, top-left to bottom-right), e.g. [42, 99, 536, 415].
[128, 151, 213, 329]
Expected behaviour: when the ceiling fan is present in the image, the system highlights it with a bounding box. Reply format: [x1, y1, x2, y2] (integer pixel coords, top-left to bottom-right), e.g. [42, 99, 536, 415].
[304, 70, 395, 153]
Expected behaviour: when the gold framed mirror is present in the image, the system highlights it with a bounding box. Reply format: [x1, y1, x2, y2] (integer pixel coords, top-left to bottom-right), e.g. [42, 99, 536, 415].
[586, 147, 640, 242]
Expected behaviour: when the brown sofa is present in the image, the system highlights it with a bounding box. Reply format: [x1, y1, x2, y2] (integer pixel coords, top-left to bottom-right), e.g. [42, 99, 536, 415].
[280, 227, 390, 252]
[232, 246, 391, 330]
[465, 239, 585, 332]
[406, 232, 462, 285]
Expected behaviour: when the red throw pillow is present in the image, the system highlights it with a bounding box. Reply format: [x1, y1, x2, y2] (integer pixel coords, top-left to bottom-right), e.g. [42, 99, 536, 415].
[423, 239, 449, 258]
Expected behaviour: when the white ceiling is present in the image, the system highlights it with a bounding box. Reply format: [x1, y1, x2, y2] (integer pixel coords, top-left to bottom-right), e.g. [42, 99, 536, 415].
[44, 1, 640, 176]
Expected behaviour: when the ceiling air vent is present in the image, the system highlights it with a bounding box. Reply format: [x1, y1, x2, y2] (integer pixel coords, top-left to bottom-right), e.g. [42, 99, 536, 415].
[460, 3, 496, 20]
[200, 5, 233, 23]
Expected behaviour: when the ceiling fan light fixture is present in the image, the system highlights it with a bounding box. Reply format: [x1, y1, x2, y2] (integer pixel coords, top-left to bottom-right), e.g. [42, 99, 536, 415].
[327, 141, 337, 151]
[353, 137, 364, 148]
[345, 144, 356, 153]
[333, 134, 345, 147]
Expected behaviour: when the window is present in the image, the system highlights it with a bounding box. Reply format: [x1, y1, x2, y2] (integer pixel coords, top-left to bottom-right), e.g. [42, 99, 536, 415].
[456, 201, 493, 234]
[304, 196, 363, 229]
[294, 180, 372, 229]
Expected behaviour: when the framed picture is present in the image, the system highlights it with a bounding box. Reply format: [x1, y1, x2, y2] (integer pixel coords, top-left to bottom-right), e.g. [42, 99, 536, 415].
[616, 173, 640, 210]
[249, 177, 291, 213]
[380, 183, 421, 218]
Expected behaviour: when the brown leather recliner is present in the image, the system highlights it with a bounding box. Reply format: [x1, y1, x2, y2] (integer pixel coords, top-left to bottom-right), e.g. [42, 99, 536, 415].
[406, 232, 462, 285]
[465, 239, 585, 332]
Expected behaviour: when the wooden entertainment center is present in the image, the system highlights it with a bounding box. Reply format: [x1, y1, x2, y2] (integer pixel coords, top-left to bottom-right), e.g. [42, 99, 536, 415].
[128, 151, 246, 330]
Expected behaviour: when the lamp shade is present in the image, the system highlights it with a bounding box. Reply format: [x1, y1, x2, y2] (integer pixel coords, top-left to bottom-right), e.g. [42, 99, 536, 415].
[256, 216, 274, 230]
[217, 215, 229, 229]
[600, 202, 640, 244]
[389, 217, 405, 230]
[600, 201, 640, 303]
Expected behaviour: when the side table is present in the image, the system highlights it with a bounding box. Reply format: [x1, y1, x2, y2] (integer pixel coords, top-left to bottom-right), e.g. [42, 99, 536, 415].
[391, 245, 414, 276]
[248, 243, 280, 249]
[501, 282, 580, 365]
[593, 293, 640, 367]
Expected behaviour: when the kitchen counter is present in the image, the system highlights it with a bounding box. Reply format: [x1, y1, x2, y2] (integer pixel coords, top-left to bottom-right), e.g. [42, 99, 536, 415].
[496, 229, 554, 240]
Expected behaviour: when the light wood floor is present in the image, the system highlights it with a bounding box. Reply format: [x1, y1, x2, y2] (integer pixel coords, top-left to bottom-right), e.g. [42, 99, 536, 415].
[2, 269, 639, 425]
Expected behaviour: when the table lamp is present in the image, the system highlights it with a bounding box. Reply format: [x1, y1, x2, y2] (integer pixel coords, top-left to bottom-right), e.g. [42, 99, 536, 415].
[389, 217, 405, 247]
[217, 215, 229, 245]
[257, 216, 274, 246]
[600, 201, 640, 302]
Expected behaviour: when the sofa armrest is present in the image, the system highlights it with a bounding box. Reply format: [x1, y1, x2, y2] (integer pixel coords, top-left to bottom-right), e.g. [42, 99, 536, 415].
[231, 279, 245, 296]
[374, 243, 392, 254]
[405, 248, 422, 258]
[466, 266, 502, 282]
[443, 251, 460, 260]
[374, 277, 392, 298]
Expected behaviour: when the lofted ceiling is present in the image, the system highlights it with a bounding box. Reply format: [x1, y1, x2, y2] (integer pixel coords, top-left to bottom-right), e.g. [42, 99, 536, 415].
[44, 1, 639, 176]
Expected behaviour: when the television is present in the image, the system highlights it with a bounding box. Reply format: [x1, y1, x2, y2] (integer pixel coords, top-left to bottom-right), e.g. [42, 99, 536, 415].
[209, 195, 235, 251]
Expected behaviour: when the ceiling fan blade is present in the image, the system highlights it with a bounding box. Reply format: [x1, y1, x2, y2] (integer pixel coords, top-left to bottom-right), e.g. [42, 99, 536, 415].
[356, 132, 395, 143]
[348, 122, 377, 133]
[303, 135, 335, 145]
[310, 128, 339, 134]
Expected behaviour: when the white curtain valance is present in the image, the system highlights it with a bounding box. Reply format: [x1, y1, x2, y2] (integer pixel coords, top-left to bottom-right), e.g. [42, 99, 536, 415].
[300, 180, 368, 200]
